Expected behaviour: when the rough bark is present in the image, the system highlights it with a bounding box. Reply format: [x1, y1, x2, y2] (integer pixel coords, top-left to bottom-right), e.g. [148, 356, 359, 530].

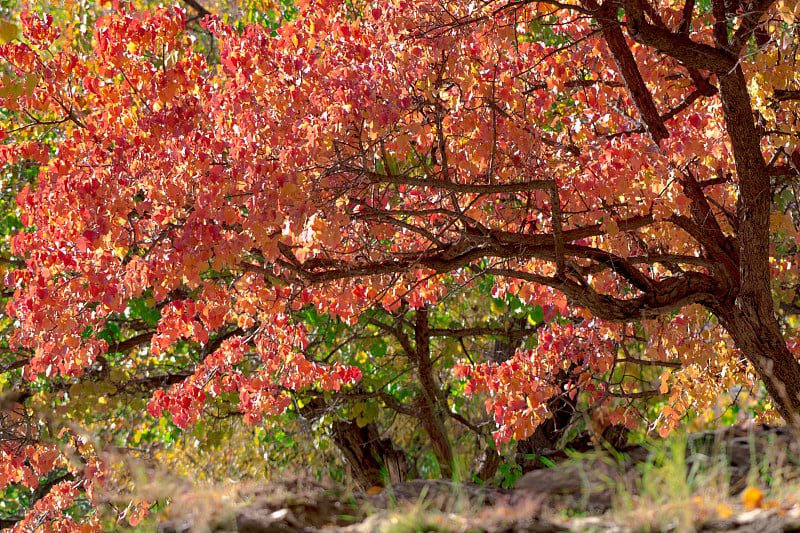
[588, 0, 669, 143]
[331, 420, 409, 490]
[586, 0, 800, 424]
[283, 0, 800, 427]
[708, 66, 800, 424]
[617, 13, 800, 423]
[715, 302, 800, 425]
[414, 307, 455, 477]
[301, 397, 409, 489]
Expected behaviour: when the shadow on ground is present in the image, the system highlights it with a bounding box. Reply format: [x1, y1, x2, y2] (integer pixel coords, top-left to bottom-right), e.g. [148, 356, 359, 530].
[157, 424, 800, 532]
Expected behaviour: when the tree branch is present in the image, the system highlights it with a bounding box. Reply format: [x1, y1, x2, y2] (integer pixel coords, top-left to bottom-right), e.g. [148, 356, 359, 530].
[587, 0, 670, 143]
[181, 0, 211, 17]
[484, 267, 719, 321]
[353, 167, 556, 194]
[731, 0, 777, 51]
[620, 0, 737, 73]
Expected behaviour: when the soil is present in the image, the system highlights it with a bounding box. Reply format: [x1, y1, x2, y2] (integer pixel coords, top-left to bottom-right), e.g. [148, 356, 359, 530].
[157, 423, 800, 532]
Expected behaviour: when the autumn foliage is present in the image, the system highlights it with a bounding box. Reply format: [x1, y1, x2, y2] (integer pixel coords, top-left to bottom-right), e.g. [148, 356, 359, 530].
[2, 0, 800, 527]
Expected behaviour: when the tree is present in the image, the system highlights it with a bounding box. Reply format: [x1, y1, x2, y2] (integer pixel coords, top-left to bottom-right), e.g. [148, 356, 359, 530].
[0, 1, 297, 527]
[2, 0, 800, 527]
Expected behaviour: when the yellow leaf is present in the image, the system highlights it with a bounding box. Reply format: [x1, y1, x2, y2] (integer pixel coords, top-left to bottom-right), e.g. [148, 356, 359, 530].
[742, 486, 763, 510]
[605, 218, 619, 237]
[490, 299, 506, 314]
[0, 21, 18, 44]
[659, 371, 671, 394]
[25, 74, 37, 98]
[716, 504, 733, 519]
[777, 0, 797, 24]
[770, 213, 796, 236]
[366, 486, 383, 495]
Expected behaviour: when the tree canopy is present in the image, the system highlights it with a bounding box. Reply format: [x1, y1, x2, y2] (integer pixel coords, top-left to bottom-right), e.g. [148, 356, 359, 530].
[2, 0, 800, 528]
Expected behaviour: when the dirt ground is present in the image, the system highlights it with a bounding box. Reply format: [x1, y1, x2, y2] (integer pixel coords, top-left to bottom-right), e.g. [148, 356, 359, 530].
[156, 424, 800, 532]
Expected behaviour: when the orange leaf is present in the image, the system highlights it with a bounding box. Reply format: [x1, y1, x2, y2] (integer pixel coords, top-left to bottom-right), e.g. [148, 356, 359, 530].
[716, 504, 733, 519]
[742, 487, 763, 510]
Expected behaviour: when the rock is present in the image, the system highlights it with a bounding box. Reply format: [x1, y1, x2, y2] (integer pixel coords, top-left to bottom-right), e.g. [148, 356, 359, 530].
[697, 507, 800, 532]
[367, 479, 511, 510]
[514, 457, 624, 512]
[157, 476, 362, 532]
[235, 507, 311, 533]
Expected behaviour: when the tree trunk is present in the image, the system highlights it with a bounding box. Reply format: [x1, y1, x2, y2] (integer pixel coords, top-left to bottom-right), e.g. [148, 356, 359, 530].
[414, 307, 455, 477]
[515, 367, 577, 472]
[712, 65, 800, 425]
[301, 398, 409, 489]
[716, 305, 800, 425]
[331, 419, 409, 490]
[474, 444, 501, 481]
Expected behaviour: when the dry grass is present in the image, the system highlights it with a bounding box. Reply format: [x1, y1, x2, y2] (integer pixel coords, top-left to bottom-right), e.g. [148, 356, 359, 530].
[123, 425, 800, 532]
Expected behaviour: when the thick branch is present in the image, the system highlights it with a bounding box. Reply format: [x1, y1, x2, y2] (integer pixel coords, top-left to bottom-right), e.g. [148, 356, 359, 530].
[617, 356, 682, 368]
[108, 331, 155, 354]
[485, 268, 719, 321]
[549, 183, 566, 275]
[773, 89, 800, 102]
[587, 0, 669, 143]
[718, 68, 771, 306]
[181, 0, 211, 17]
[621, 0, 737, 73]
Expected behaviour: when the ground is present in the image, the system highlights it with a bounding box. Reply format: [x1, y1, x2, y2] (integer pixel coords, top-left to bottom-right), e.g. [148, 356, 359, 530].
[152, 424, 800, 532]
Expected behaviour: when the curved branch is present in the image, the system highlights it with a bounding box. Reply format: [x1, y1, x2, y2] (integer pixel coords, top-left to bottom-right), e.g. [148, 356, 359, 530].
[484, 267, 719, 321]
[621, 0, 737, 73]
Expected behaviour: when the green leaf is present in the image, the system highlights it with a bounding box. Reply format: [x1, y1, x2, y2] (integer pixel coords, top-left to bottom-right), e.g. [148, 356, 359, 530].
[490, 299, 506, 315]
[129, 296, 162, 325]
[530, 305, 544, 324]
[371, 340, 387, 358]
[364, 401, 379, 421]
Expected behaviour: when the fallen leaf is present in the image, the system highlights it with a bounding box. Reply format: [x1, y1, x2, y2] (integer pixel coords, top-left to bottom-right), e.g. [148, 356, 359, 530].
[716, 504, 733, 519]
[742, 487, 763, 510]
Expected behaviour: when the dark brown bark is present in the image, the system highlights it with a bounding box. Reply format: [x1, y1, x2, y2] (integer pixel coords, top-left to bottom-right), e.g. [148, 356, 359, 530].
[587, 0, 669, 144]
[515, 368, 577, 472]
[181, 0, 211, 17]
[620, 0, 736, 73]
[716, 307, 800, 425]
[288, 0, 800, 427]
[774, 89, 800, 102]
[592, 0, 800, 424]
[330, 419, 409, 490]
[414, 307, 455, 477]
[301, 397, 409, 489]
[709, 66, 800, 424]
